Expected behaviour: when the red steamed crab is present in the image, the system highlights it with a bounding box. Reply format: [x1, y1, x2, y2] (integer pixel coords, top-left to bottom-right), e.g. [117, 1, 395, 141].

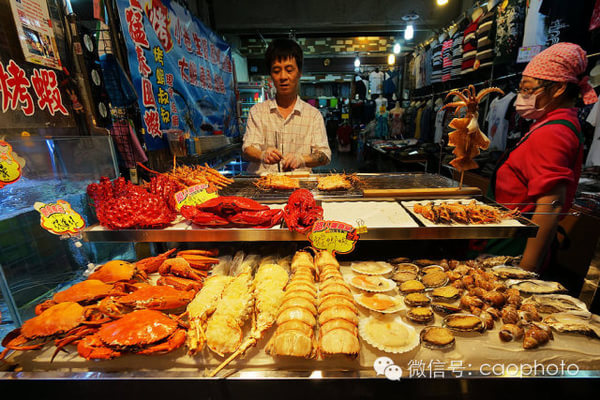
[87, 177, 176, 230]
[180, 196, 283, 228]
[283, 189, 323, 234]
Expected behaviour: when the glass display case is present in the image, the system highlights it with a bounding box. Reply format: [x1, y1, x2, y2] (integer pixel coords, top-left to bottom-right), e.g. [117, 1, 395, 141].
[237, 82, 268, 134]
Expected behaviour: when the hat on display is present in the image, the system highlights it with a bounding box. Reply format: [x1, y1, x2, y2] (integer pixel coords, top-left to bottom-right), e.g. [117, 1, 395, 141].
[523, 42, 598, 105]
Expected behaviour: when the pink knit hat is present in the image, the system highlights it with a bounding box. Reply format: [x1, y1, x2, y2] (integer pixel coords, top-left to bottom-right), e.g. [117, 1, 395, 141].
[523, 42, 598, 105]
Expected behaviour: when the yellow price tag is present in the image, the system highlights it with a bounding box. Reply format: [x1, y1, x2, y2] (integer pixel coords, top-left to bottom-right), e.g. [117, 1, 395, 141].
[341, 113, 349, 119]
[0, 141, 22, 188]
[308, 220, 360, 255]
[34, 200, 86, 236]
[174, 184, 219, 210]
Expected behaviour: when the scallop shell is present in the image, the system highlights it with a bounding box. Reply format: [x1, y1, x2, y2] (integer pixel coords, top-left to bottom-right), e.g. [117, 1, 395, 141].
[506, 279, 567, 295]
[347, 274, 396, 293]
[351, 261, 394, 276]
[358, 315, 420, 354]
[442, 313, 485, 332]
[491, 265, 538, 279]
[354, 293, 405, 314]
[420, 326, 456, 350]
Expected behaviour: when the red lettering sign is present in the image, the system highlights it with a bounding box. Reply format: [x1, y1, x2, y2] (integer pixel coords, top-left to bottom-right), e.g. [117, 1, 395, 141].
[0, 60, 34, 116]
[30, 68, 68, 116]
[143, 109, 162, 137]
[178, 57, 189, 82]
[125, 7, 149, 48]
[189, 61, 198, 86]
[166, 73, 174, 87]
[172, 114, 179, 127]
[193, 33, 203, 57]
[136, 47, 151, 78]
[145, 0, 173, 52]
[141, 78, 156, 108]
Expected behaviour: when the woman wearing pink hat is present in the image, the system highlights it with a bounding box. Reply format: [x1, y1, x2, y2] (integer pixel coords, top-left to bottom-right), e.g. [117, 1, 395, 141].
[488, 43, 598, 272]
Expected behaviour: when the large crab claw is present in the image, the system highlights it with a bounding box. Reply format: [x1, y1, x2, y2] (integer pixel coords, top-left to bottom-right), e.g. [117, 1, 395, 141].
[227, 209, 283, 228]
[136, 248, 177, 274]
[180, 206, 229, 226]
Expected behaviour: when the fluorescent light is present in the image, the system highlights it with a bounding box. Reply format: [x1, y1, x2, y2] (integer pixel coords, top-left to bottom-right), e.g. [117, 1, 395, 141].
[404, 23, 414, 41]
[437, 0, 448, 5]
[393, 43, 401, 54]
[354, 57, 360, 68]
[388, 54, 396, 65]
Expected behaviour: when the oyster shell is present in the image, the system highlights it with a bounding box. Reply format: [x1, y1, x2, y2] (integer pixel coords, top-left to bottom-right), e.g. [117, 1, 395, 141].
[395, 263, 419, 274]
[443, 313, 485, 332]
[491, 265, 538, 279]
[543, 313, 600, 339]
[359, 316, 419, 354]
[392, 270, 418, 283]
[354, 293, 405, 314]
[431, 302, 462, 315]
[406, 306, 434, 324]
[421, 270, 449, 289]
[399, 280, 425, 294]
[420, 326, 455, 349]
[478, 255, 518, 268]
[506, 279, 567, 295]
[351, 261, 393, 276]
[430, 286, 460, 301]
[404, 292, 431, 307]
[348, 274, 396, 293]
[522, 294, 590, 316]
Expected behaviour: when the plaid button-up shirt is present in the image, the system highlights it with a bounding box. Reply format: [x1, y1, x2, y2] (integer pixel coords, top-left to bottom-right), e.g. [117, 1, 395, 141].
[242, 96, 331, 174]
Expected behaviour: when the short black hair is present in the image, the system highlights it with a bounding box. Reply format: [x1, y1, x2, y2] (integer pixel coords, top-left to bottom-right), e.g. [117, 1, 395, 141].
[265, 38, 303, 72]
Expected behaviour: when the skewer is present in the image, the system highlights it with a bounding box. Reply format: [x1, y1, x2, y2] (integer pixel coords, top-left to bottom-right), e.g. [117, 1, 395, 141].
[459, 170, 464, 190]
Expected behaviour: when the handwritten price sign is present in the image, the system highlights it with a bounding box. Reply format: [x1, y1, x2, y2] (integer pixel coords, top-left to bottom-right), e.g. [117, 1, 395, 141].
[34, 200, 86, 236]
[0, 141, 22, 188]
[308, 220, 360, 255]
[174, 184, 218, 210]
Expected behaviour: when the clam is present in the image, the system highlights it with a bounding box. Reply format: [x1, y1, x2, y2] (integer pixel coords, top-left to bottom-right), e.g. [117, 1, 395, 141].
[404, 292, 431, 307]
[431, 302, 462, 315]
[399, 280, 425, 294]
[359, 316, 420, 354]
[506, 279, 567, 295]
[420, 326, 455, 350]
[348, 274, 396, 293]
[430, 286, 460, 301]
[491, 265, 538, 279]
[543, 313, 600, 339]
[354, 293, 404, 314]
[406, 307, 434, 324]
[421, 270, 449, 289]
[522, 294, 589, 315]
[443, 313, 485, 332]
[351, 261, 393, 276]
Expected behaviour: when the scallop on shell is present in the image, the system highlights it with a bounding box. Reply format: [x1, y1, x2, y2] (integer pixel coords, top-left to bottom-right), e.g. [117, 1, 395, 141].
[358, 315, 420, 354]
[354, 293, 405, 314]
[506, 279, 567, 295]
[491, 265, 538, 279]
[348, 274, 396, 293]
[351, 261, 394, 276]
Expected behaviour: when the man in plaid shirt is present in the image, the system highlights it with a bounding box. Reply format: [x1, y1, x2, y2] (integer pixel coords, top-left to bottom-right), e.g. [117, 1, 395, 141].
[242, 38, 331, 174]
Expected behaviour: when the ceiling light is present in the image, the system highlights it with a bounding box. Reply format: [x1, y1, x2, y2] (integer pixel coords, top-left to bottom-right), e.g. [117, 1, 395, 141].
[393, 43, 401, 54]
[354, 56, 360, 68]
[437, 0, 448, 5]
[388, 54, 396, 65]
[404, 23, 414, 41]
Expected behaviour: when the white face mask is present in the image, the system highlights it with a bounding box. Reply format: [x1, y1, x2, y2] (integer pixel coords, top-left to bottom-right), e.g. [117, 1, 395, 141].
[515, 92, 550, 120]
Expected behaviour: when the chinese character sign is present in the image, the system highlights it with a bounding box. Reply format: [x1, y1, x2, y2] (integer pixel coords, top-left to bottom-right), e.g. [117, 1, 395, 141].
[117, 0, 238, 151]
[34, 200, 86, 236]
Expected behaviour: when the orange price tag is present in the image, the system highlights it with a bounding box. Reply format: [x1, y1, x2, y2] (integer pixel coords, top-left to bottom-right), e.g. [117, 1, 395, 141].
[0, 141, 22, 188]
[308, 220, 360, 255]
[34, 200, 86, 236]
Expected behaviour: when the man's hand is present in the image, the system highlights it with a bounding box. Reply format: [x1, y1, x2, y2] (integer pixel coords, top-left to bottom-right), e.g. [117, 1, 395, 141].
[261, 147, 283, 164]
[281, 153, 306, 171]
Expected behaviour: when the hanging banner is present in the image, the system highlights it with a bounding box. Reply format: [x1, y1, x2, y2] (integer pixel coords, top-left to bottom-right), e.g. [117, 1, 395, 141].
[116, 0, 238, 151]
[8, 0, 62, 69]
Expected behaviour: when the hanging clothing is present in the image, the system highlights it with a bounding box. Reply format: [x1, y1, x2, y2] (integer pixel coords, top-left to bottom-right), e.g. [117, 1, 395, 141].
[585, 98, 600, 166]
[522, 0, 547, 47]
[486, 92, 517, 151]
[424, 47, 433, 87]
[383, 70, 398, 96]
[404, 105, 417, 137]
[369, 71, 385, 95]
[494, 0, 527, 65]
[431, 40, 443, 84]
[441, 39, 453, 82]
[434, 106, 447, 144]
[419, 103, 434, 143]
[451, 30, 464, 79]
[540, 0, 596, 49]
[355, 76, 367, 100]
[375, 111, 389, 139]
[414, 106, 424, 139]
[461, 16, 481, 74]
[475, 9, 497, 69]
